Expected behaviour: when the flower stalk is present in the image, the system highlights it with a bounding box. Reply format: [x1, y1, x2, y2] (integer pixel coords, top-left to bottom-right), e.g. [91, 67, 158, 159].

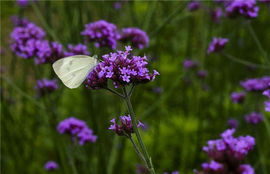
[122, 86, 156, 174]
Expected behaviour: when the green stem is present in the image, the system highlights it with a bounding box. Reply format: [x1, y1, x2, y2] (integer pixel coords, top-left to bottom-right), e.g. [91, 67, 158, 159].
[122, 86, 156, 174]
[247, 22, 269, 65]
[129, 135, 147, 166]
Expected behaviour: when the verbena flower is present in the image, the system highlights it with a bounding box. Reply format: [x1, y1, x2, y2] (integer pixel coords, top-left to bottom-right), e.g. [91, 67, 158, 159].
[207, 37, 228, 54]
[245, 112, 263, 124]
[44, 161, 58, 171]
[197, 70, 208, 79]
[211, 8, 223, 23]
[183, 59, 199, 69]
[57, 117, 97, 145]
[85, 46, 159, 89]
[187, 1, 201, 11]
[195, 128, 255, 174]
[227, 118, 239, 128]
[238, 164, 255, 174]
[231, 91, 246, 103]
[64, 43, 90, 57]
[16, 0, 29, 7]
[109, 115, 144, 136]
[262, 83, 270, 112]
[119, 28, 149, 49]
[35, 41, 64, 64]
[164, 171, 179, 174]
[10, 15, 29, 27]
[225, 0, 259, 19]
[81, 20, 119, 49]
[35, 78, 58, 97]
[10, 22, 46, 59]
[240, 76, 270, 91]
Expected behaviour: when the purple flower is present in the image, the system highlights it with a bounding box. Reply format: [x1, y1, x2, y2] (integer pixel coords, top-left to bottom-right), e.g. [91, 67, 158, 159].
[81, 20, 119, 49]
[137, 164, 148, 174]
[64, 43, 90, 57]
[264, 101, 270, 112]
[77, 128, 98, 145]
[10, 22, 46, 59]
[225, 0, 259, 19]
[35, 41, 64, 64]
[114, 2, 122, 10]
[231, 91, 246, 103]
[35, 78, 58, 97]
[85, 46, 159, 89]
[119, 28, 149, 49]
[187, 1, 201, 11]
[211, 8, 223, 23]
[152, 86, 163, 94]
[57, 117, 97, 145]
[183, 59, 199, 69]
[197, 70, 208, 79]
[245, 112, 263, 124]
[197, 129, 255, 173]
[227, 118, 239, 128]
[207, 37, 228, 54]
[10, 15, 29, 27]
[164, 172, 179, 174]
[238, 164, 255, 174]
[44, 161, 58, 171]
[16, 0, 29, 7]
[109, 115, 144, 136]
[240, 76, 270, 91]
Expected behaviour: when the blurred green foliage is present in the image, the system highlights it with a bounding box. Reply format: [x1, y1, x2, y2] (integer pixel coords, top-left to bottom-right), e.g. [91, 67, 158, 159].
[1, 1, 270, 174]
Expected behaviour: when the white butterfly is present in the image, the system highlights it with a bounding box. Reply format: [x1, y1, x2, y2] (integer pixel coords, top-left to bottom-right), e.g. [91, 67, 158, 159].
[52, 55, 98, 89]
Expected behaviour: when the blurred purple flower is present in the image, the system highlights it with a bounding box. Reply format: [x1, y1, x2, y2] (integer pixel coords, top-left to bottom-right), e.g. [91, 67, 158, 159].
[231, 91, 246, 103]
[35, 41, 64, 64]
[85, 46, 159, 89]
[119, 28, 149, 49]
[187, 1, 200, 11]
[10, 22, 46, 59]
[164, 172, 179, 174]
[245, 112, 263, 124]
[207, 37, 228, 54]
[238, 164, 255, 174]
[16, 0, 29, 7]
[10, 15, 29, 27]
[44, 161, 58, 171]
[114, 2, 122, 10]
[240, 76, 270, 91]
[35, 78, 58, 97]
[109, 115, 144, 136]
[152, 86, 163, 94]
[225, 0, 259, 19]
[227, 118, 238, 128]
[57, 117, 97, 145]
[197, 70, 208, 79]
[183, 59, 199, 69]
[137, 164, 148, 174]
[64, 43, 90, 57]
[81, 20, 119, 49]
[211, 8, 223, 23]
[201, 160, 224, 173]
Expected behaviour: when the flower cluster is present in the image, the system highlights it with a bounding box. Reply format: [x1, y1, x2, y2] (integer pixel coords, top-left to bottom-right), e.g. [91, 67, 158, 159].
[187, 1, 201, 11]
[211, 8, 223, 24]
[57, 117, 97, 145]
[245, 112, 263, 124]
[10, 15, 29, 27]
[263, 86, 270, 112]
[64, 43, 90, 57]
[225, 0, 259, 19]
[16, 0, 29, 8]
[164, 171, 179, 174]
[81, 20, 119, 49]
[231, 91, 246, 103]
[194, 128, 255, 174]
[227, 118, 238, 128]
[34, 78, 58, 97]
[119, 28, 149, 49]
[109, 115, 144, 136]
[35, 41, 64, 64]
[10, 22, 46, 58]
[85, 46, 159, 89]
[183, 59, 199, 69]
[207, 37, 228, 54]
[44, 161, 58, 171]
[240, 76, 270, 91]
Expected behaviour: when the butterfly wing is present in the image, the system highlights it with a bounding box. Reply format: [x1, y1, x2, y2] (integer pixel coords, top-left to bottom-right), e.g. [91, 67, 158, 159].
[53, 55, 97, 89]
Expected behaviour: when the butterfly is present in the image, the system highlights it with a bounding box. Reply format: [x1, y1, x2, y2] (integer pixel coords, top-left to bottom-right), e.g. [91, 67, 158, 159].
[52, 55, 98, 89]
